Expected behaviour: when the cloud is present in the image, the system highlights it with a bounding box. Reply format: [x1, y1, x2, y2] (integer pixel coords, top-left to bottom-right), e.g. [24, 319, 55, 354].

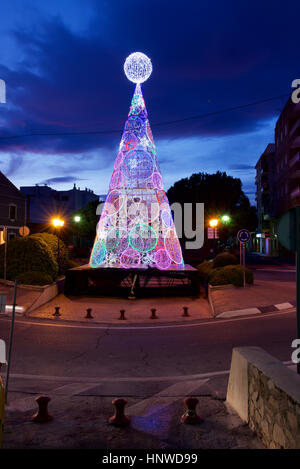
[229, 164, 255, 170]
[0, 0, 298, 204]
[39, 176, 86, 185]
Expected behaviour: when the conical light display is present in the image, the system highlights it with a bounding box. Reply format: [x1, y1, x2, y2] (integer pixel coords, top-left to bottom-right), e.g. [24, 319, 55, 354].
[90, 53, 184, 271]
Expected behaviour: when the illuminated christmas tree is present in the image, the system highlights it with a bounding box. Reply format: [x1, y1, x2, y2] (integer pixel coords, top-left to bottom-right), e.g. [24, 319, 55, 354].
[90, 52, 184, 271]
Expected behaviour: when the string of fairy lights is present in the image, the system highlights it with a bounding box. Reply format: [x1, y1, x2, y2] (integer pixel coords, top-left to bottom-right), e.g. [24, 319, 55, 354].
[0, 93, 290, 141]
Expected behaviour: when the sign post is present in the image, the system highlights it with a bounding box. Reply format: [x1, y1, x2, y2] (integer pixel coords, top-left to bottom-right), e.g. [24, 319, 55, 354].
[0, 339, 6, 448]
[3, 227, 7, 281]
[237, 229, 251, 288]
[5, 280, 17, 403]
[278, 207, 300, 374]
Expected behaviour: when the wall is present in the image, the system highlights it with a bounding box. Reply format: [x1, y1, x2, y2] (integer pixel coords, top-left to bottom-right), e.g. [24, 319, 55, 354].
[226, 346, 300, 449]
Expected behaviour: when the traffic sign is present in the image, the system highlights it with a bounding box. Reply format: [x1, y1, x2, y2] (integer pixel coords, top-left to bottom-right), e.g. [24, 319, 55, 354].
[237, 229, 251, 243]
[19, 226, 30, 237]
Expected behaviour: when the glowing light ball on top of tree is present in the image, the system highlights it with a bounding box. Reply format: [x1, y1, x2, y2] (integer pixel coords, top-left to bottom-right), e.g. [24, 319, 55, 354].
[124, 52, 152, 84]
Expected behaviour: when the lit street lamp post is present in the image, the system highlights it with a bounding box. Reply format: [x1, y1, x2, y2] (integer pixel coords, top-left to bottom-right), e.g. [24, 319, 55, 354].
[209, 218, 219, 258]
[51, 218, 65, 275]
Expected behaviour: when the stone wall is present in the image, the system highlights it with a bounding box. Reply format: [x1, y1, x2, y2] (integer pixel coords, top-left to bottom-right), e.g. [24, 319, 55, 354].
[248, 363, 300, 449]
[226, 346, 300, 449]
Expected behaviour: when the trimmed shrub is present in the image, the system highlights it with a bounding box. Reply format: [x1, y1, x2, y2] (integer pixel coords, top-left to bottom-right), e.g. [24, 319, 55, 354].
[213, 252, 238, 268]
[210, 265, 253, 287]
[0, 236, 58, 281]
[196, 260, 214, 283]
[17, 271, 53, 286]
[31, 232, 69, 273]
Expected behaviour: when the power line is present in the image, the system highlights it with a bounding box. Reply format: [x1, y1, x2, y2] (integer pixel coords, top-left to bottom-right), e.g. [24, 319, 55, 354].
[0, 92, 290, 141]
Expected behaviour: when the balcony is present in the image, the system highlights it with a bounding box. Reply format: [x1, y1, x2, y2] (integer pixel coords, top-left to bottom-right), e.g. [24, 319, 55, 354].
[289, 119, 300, 138]
[290, 186, 300, 200]
[289, 152, 300, 167]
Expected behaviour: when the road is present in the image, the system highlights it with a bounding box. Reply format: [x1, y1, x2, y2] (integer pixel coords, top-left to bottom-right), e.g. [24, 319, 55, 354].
[0, 310, 296, 383]
[250, 265, 296, 283]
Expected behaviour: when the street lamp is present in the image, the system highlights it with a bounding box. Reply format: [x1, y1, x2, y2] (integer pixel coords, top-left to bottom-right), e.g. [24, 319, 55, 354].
[221, 214, 231, 223]
[209, 218, 219, 228]
[74, 215, 81, 223]
[208, 219, 219, 258]
[51, 218, 64, 275]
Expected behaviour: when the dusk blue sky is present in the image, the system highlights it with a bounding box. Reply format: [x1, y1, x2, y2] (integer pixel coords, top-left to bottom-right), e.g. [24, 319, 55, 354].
[0, 0, 299, 203]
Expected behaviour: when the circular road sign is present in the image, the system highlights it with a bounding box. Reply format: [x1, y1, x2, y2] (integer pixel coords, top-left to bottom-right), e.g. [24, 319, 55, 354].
[19, 226, 30, 237]
[237, 229, 251, 243]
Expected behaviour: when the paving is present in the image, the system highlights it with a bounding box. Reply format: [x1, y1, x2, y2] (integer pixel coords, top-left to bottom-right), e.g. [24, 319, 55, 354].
[0, 281, 40, 312]
[210, 280, 296, 317]
[26, 293, 212, 324]
[2, 373, 263, 449]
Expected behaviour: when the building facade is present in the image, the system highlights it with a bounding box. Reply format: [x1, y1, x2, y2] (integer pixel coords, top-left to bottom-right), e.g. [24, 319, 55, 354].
[20, 183, 100, 225]
[255, 99, 300, 256]
[0, 171, 26, 244]
[254, 144, 278, 255]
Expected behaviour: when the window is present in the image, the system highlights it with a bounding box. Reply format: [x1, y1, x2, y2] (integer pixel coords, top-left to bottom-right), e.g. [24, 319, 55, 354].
[9, 204, 17, 221]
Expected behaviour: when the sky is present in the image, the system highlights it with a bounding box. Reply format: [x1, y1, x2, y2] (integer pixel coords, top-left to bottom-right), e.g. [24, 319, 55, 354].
[0, 0, 299, 204]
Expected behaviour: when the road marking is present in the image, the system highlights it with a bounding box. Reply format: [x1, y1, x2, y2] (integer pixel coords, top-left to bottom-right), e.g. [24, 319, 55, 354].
[127, 379, 209, 438]
[275, 302, 294, 310]
[5, 382, 98, 412]
[0, 308, 295, 331]
[217, 308, 261, 318]
[2, 369, 229, 385]
[127, 379, 209, 417]
[2, 360, 295, 388]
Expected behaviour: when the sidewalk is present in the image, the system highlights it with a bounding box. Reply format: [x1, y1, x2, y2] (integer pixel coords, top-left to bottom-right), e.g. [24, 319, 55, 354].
[210, 280, 296, 318]
[26, 293, 212, 324]
[2, 374, 263, 449]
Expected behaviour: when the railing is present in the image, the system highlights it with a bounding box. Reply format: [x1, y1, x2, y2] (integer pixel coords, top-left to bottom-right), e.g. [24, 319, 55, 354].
[289, 119, 300, 137]
[290, 186, 300, 199]
[289, 152, 300, 168]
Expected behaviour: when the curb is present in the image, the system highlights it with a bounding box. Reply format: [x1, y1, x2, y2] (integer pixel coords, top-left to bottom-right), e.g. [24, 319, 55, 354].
[216, 301, 296, 319]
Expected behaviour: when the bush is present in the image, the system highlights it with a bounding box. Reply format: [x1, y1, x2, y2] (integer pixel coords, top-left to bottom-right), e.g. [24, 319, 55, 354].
[0, 236, 58, 281]
[17, 271, 53, 286]
[210, 265, 253, 287]
[31, 232, 69, 273]
[213, 252, 238, 268]
[196, 260, 214, 283]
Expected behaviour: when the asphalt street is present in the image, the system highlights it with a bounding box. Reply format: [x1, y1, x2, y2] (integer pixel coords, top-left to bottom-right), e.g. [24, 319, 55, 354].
[0, 310, 296, 383]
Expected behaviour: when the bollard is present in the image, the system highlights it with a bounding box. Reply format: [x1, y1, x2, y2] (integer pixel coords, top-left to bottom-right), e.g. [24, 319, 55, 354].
[53, 306, 61, 317]
[150, 308, 158, 319]
[109, 398, 130, 426]
[85, 308, 93, 319]
[182, 306, 189, 317]
[32, 396, 53, 423]
[181, 397, 203, 424]
[119, 309, 126, 320]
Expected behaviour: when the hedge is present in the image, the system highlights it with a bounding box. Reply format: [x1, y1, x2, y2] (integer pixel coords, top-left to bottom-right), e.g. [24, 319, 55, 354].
[0, 236, 58, 281]
[213, 252, 238, 268]
[31, 232, 69, 273]
[210, 265, 254, 287]
[16, 271, 53, 286]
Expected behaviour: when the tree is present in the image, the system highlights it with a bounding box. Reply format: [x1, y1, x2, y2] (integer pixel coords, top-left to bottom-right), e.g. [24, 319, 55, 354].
[71, 200, 100, 238]
[167, 171, 257, 241]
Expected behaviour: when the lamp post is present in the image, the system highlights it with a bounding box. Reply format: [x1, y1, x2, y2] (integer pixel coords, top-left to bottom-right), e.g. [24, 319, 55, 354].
[221, 214, 231, 224]
[209, 218, 219, 258]
[51, 218, 64, 275]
